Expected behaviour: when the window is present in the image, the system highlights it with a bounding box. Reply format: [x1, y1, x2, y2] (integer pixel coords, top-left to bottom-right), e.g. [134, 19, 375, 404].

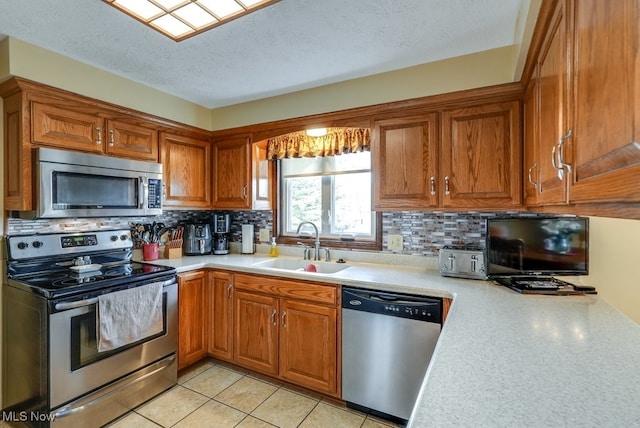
[280, 151, 376, 242]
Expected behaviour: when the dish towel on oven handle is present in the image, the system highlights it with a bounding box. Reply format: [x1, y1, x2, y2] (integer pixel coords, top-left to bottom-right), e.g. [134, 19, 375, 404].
[97, 282, 164, 352]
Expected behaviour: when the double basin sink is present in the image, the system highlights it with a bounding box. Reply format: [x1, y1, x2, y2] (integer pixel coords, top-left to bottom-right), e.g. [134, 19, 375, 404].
[251, 258, 350, 274]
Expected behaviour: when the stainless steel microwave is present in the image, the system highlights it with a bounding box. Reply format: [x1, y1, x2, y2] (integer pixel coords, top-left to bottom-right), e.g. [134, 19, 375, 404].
[23, 147, 163, 218]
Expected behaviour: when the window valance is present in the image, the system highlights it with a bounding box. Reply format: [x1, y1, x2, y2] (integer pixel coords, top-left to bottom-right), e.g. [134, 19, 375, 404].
[266, 127, 370, 159]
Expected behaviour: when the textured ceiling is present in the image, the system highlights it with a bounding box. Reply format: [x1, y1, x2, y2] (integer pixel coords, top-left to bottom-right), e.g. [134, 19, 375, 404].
[0, 0, 526, 108]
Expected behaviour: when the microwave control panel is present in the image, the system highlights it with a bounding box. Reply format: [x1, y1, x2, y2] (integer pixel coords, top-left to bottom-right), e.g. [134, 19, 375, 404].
[148, 179, 162, 209]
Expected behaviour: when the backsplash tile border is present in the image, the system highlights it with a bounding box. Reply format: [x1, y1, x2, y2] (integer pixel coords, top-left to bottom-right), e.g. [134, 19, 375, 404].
[7, 210, 543, 256]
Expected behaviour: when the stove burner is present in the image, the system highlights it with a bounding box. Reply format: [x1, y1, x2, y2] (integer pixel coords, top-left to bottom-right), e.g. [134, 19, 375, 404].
[55, 274, 106, 286]
[104, 264, 133, 277]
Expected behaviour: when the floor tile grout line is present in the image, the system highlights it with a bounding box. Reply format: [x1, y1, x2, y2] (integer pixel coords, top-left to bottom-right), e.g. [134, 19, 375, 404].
[294, 400, 321, 428]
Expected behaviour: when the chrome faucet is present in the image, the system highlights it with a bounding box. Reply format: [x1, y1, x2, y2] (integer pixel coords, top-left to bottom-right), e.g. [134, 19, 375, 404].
[296, 221, 320, 260]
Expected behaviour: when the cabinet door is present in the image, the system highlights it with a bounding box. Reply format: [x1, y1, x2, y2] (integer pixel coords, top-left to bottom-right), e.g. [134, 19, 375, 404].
[105, 119, 159, 161]
[252, 140, 273, 210]
[212, 136, 252, 209]
[569, 0, 640, 203]
[178, 271, 207, 369]
[279, 300, 338, 395]
[160, 132, 212, 208]
[372, 114, 439, 209]
[536, 0, 570, 204]
[441, 101, 521, 208]
[234, 290, 279, 376]
[523, 78, 540, 205]
[207, 271, 234, 361]
[32, 101, 103, 153]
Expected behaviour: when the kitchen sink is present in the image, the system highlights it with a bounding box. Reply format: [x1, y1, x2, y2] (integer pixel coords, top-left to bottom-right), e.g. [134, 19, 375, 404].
[251, 258, 350, 274]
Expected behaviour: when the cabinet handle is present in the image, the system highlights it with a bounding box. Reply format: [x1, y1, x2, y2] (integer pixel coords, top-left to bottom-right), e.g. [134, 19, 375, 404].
[430, 176, 436, 196]
[226, 283, 232, 299]
[270, 308, 277, 326]
[96, 127, 102, 145]
[557, 129, 573, 177]
[444, 176, 450, 195]
[527, 163, 538, 189]
[108, 129, 115, 147]
[242, 186, 248, 199]
[281, 311, 287, 328]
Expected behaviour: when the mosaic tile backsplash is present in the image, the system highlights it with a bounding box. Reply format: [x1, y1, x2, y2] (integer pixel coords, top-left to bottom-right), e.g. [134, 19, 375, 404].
[7, 210, 543, 256]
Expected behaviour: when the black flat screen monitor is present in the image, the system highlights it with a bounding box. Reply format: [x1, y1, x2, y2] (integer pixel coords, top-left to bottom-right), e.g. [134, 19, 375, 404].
[486, 217, 589, 277]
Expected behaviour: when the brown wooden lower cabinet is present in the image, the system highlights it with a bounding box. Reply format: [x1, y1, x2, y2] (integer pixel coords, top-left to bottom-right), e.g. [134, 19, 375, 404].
[279, 299, 337, 394]
[180, 270, 340, 396]
[207, 270, 234, 361]
[233, 290, 279, 375]
[177, 270, 207, 369]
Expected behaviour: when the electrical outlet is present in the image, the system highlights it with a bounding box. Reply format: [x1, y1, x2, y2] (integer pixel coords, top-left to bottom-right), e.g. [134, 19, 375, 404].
[388, 234, 403, 252]
[259, 228, 271, 242]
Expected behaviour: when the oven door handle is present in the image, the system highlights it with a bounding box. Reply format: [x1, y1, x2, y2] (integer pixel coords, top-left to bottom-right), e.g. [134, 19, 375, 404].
[55, 297, 99, 311]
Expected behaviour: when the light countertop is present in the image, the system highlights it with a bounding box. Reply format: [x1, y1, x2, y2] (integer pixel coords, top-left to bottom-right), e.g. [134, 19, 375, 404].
[143, 251, 640, 427]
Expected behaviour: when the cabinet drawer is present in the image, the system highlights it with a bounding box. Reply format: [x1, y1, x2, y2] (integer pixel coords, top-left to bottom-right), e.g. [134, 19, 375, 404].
[235, 273, 337, 306]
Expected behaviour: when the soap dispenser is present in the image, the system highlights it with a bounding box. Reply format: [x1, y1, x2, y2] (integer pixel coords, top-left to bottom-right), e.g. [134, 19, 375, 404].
[269, 237, 279, 257]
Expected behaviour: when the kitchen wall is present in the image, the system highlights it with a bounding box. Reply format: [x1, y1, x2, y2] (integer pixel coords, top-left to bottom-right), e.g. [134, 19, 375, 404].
[0, 38, 212, 130]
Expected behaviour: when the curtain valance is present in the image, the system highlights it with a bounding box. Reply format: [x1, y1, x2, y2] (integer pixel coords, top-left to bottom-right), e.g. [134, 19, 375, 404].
[266, 127, 370, 159]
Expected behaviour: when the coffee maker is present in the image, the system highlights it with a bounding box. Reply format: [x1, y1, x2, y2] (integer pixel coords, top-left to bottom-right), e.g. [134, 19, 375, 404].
[212, 213, 230, 255]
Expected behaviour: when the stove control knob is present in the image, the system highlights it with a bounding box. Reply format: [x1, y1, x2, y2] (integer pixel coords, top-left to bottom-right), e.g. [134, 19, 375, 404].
[17, 242, 28, 250]
[110, 235, 118, 242]
[120, 234, 129, 241]
[32, 240, 43, 248]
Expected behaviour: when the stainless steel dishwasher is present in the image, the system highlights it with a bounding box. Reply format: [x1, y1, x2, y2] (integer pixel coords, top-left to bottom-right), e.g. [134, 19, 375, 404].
[342, 287, 442, 423]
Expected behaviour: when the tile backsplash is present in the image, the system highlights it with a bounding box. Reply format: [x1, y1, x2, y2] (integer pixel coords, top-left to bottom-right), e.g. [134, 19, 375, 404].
[7, 210, 540, 256]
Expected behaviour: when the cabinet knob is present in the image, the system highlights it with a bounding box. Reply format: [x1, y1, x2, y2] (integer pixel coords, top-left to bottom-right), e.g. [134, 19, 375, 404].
[281, 311, 287, 328]
[430, 176, 436, 196]
[96, 127, 102, 145]
[444, 176, 450, 195]
[108, 129, 115, 147]
[242, 186, 248, 199]
[271, 308, 277, 326]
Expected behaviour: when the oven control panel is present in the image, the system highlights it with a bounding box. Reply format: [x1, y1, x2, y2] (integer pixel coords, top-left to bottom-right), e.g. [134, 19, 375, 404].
[7, 230, 133, 260]
[61, 234, 98, 248]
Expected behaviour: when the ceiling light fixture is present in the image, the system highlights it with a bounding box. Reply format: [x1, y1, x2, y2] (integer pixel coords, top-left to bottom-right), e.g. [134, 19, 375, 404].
[104, 0, 280, 42]
[306, 128, 328, 137]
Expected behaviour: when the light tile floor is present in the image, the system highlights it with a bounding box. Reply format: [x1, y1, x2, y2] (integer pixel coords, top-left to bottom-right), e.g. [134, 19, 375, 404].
[107, 359, 403, 428]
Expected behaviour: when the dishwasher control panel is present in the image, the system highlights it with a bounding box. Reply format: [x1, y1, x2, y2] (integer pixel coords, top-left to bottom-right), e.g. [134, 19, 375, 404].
[343, 288, 441, 323]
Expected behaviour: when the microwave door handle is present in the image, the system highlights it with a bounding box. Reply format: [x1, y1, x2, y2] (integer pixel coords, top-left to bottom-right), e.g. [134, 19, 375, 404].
[139, 176, 146, 209]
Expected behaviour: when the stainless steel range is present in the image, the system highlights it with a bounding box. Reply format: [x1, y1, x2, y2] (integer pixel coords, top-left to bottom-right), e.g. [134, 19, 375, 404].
[2, 229, 178, 428]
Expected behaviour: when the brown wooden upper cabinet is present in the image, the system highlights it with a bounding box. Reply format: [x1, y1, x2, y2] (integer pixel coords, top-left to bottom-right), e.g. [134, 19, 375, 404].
[569, 0, 640, 203]
[212, 136, 272, 210]
[441, 101, 522, 208]
[373, 100, 521, 210]
[525, 0, 640, 205]
[32, 97, 159, 161]
[373, 114, 439, 209]
[160, 132, 212, 209]
[213, 136, 252, 209]
[525, 0, 571, 206]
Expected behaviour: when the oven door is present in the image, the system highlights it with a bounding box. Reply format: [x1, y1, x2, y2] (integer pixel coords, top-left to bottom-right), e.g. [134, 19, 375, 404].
[48, 278, 177, 408]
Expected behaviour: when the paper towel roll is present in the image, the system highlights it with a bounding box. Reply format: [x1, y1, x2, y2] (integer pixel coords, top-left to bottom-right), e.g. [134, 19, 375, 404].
[241, 224, 255, 254]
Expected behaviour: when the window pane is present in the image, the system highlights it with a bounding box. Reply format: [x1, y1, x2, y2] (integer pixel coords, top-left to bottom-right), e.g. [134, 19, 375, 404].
[286, 176, 322, 233]
[333, 173, 372, 234]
